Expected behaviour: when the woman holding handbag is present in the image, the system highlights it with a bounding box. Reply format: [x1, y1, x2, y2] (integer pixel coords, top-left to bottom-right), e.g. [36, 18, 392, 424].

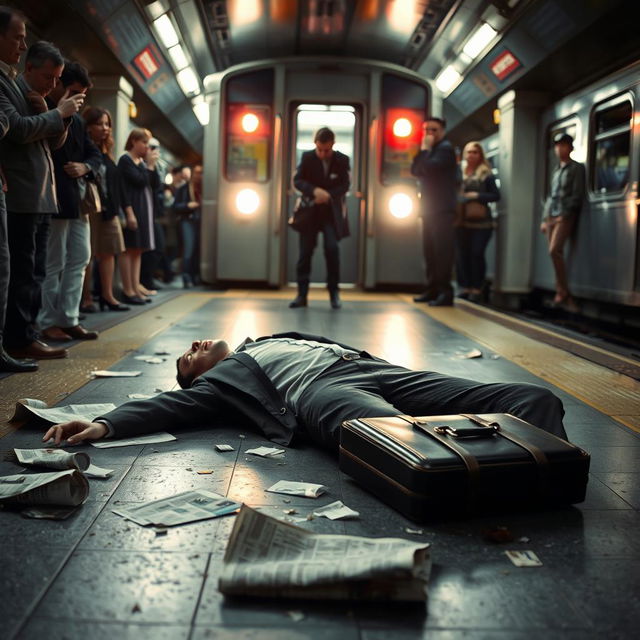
[455, 141, 500, 302]
[81, 107, 129, 312]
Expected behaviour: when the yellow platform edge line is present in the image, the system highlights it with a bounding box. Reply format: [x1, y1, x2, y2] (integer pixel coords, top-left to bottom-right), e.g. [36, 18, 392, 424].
[0, 292, 218, 438]
[402, 296, 640, 434]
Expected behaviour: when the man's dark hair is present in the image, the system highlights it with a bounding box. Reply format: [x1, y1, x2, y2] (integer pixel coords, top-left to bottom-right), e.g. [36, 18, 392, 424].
[314, 127, 335, 144]
[427, 117, 447, 129]
[176, 357, 193, 389]
[60, 60, 91, 89]
[0, 6, 25, 36]
[25, 41, 64, 69]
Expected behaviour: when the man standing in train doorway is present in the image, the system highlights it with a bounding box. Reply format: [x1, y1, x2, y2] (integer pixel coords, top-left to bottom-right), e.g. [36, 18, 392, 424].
[411, 117, 459, 306]
[540, 132, 585, 313]
[289, 127, 350, 310]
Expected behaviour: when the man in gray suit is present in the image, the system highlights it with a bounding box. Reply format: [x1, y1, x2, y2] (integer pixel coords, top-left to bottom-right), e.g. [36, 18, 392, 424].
[0, 16, 85, 361]
[44, 332, 568, 449]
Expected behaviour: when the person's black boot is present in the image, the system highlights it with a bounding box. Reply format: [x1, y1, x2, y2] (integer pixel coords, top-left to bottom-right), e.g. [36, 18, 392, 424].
[329, 289, 341, 309]
[289, 283, 308, 308]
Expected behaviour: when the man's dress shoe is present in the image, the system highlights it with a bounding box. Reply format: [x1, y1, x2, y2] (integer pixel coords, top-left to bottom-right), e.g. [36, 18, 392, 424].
[62, 325, 99, 340]
[428, 294, 453, 307]
[0, 349, 38, 373]
[289, 296, 307, 308]
[42, 327, 72, 342]
[413, 292, 436, 303]
[8, 339, 68, 359]
[329, 290, 341, 309]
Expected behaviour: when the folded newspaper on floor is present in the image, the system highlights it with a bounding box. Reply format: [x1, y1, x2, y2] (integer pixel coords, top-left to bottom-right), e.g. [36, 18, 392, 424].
[0, 469, 89, 506]
[12, 448, 113, 479]
[219, 505, 431, 601]
[112, 489, 241, 527]
[9, 398, 117, 424]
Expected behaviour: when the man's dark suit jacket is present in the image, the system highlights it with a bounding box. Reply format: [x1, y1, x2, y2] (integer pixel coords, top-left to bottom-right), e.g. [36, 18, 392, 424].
[99, 332, 374, 445]
[411, 139, 459, 214]
[293, 150, 350, 239]
[44, 101, 102, 219]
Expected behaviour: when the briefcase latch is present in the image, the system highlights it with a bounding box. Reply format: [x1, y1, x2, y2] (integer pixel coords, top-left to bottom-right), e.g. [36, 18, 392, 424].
[432, 423, 499, 438]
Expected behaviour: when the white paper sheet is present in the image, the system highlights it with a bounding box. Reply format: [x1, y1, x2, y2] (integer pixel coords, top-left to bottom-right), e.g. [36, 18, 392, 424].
[266, 480, 327, 498]
[246, 446, 285, 458]
[9, 399, 117, 425]
[312, 500, 359, 520]
[91, 432, 176, 448]
[91, 370, 141, 377]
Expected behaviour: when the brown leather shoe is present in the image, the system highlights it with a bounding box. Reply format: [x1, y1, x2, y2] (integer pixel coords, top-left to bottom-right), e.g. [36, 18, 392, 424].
[42, 327, 72, 342]
[61, 325, 99, 340]
[7, 339, 68, 359]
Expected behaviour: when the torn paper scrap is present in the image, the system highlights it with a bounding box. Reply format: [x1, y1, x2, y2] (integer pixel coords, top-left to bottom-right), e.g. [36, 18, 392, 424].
[133, 355, 165, 364]
[91, 432, 176, 448]
[92, 370, 141, 377]
[84, 463, 114, 479]
[127, 393, 155, 400]
[313, 501, 359, 520]
[458, 348, 483, 359]
[266, 481, 326, 498]
[215, 444, 234, 452]
[9, 399, 117, 425]
[14, 448, 90, 472]
[0, 469, 89, 506]
[505, 550, 543, 567]
[246, 446, 285, 458]
[404, 528, 424, 535]
[112, 489, 241, 527]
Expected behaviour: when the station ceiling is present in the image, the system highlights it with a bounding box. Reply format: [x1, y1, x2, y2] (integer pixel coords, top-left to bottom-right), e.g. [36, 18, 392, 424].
[12, 0, 640, 161]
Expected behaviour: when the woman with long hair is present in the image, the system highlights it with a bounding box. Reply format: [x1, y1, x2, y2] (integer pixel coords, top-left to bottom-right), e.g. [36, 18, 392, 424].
[80, 106, 129, 311]
[455, 141, 500, 302]
[118, 128, 158, 304]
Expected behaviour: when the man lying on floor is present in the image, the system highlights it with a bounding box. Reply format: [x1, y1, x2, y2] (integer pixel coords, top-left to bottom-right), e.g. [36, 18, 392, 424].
[44, 332, 568, 447]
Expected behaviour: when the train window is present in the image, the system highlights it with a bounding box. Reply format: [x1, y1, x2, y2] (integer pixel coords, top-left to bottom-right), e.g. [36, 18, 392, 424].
[380, 74, 429, 185]
[225, 69, 274, 183]
[592, 100, 632, 195]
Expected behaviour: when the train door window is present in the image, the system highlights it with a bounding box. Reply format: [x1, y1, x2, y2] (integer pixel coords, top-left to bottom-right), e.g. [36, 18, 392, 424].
[546, 121, 578, 194]
[591, 98, 632, 195]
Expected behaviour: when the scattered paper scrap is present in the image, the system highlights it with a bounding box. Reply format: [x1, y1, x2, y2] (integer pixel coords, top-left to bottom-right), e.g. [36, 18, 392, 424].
[505, 550, 542, 567]
[313, 500, 359, 521]
[9, 399, 116, 425]
[517, 536, 531, 543]
[288, 611, 305, 622]
[404, 527, 424, 535]
[133, 355, 165, 364]
[14, 448, 90, 472]
[84, 464, 114, 479]
[197, 470, 213, 475]
[127, 393, 155, 400]
[112, 489, 241, 527]
[91, 432, 176, 448]
[246, 446, 285, 458]
[92, 370, 141, 377]
[266, 481, 326, 498]
[215, 444, 234, 452]
[0, 469, 89, 507]
[458, 348, 483, 359]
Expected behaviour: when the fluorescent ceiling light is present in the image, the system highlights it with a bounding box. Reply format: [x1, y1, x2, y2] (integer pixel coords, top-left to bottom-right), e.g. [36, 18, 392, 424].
[193, 102, 209, 126]
[154, 14, 179, 48]
[177, 67, 200, 96]
[168, 44, 188, 70]
[435, 65, 462, 94]
[463, 23, 497, 59]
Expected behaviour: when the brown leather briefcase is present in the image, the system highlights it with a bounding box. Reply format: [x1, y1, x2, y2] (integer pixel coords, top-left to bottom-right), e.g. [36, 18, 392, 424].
[339, 413, 590, 522]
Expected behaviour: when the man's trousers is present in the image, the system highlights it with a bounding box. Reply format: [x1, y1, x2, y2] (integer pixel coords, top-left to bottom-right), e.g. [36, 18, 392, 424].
[297, 357, 566, 450]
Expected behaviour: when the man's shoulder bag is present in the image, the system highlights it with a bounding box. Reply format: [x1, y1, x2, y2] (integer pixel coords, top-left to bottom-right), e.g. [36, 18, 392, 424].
[288, 195, 315, 232]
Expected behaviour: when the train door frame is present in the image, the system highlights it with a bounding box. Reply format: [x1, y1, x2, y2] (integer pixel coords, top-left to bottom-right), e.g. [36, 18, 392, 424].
[282, 99, 368, 289]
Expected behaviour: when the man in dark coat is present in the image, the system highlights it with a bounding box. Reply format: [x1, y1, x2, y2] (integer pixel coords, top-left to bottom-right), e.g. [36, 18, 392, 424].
[290, 127, 350, 310]
[411, 117, 459, 307]
[44, 332, 568, 449]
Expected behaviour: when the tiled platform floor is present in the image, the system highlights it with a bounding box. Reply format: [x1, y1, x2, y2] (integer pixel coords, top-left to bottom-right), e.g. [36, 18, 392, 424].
[1, 294, 639, 639]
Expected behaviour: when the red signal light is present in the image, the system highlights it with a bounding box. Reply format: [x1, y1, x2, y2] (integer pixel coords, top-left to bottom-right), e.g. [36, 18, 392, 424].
[385, 108, 423, 149]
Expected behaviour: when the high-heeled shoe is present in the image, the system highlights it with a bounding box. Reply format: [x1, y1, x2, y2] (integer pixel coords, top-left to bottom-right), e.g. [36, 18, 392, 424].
[121, 294, 147, 305]
[80, 303, 98, 313]
[99, 297, 130, 312]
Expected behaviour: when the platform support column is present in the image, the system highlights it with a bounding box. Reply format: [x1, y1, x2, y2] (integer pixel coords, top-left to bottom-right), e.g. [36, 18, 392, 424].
[493, 90, 549, 305]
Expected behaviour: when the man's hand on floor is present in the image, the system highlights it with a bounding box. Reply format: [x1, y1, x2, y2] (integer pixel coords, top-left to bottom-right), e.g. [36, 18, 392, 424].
[43, 420, 108, 446]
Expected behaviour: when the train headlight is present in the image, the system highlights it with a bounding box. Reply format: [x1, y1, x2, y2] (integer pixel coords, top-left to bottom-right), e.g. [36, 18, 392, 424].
[392, 117, 412, 138]
[241, 113, 259, 133]
[389, 192, 413, 219]
[236, 188, 260, 215]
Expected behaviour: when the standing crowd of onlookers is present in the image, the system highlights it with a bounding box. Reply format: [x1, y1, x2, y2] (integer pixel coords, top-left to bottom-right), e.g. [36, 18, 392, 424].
[0, 7, 202, 374]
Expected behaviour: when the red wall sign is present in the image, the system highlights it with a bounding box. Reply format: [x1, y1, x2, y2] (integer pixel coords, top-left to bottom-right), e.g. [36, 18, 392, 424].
[133, 46, 160, 80]
[490, 50, 522, 81]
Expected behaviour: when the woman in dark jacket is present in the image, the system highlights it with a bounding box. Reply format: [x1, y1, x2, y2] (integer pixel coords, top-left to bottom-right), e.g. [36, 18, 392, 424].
[173, 164, 202, 287]
[455, 141, 500, 302]
[81, 107, 129, 311]
[117, 128, 158, 304]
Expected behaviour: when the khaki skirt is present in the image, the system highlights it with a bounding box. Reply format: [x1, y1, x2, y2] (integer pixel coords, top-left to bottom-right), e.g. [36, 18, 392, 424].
[89, 209, 126, 255]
